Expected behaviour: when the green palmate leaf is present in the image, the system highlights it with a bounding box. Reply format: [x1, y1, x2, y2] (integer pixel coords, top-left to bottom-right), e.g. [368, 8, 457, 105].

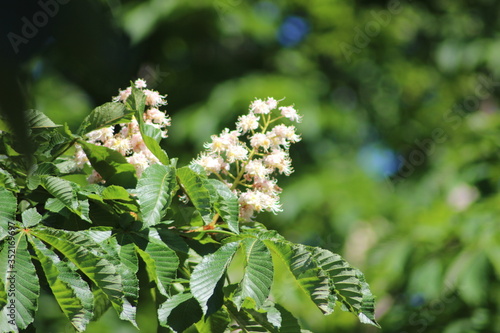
[0, 233, 40, 330]
[25, 109, 60, 128]
[21, 208, 42, 228]
[205, 179, 239, 234]
[134, 233, 179, 297]
[158, 292, 203, 332]
[77, 102, 133, 136]
[0, 168, 17, 192]
[177, 166, 213, 224]
[310, 247, 379, 327]
[28, 236, 93, 332]
[41, 176, 91, 222]
[29, 228, 125, 317]
[233, 238, 273, 310]
[136, 164, 176, 228]
[195, 306, 230, 333]
[264, 241, 334, 315]
[78, 141, 138, 188]
[0, 187, 16, 237]
[191, 242, 239, 314]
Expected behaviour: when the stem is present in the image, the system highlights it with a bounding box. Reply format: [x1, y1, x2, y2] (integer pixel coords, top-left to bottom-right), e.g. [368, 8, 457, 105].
[50, 138, 78, 161]
[187, 229, 235, 237]
[225, 304, 250, 333]
[209, 213, 220, 227]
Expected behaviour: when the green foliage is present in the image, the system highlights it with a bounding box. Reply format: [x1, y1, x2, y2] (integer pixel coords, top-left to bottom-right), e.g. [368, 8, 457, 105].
[77, 102, 134, 136]
[136, 164, 177, 228]
[0, 107, 377, 332]
[0, 233, 40, 331]
[78, 141, 138, 188]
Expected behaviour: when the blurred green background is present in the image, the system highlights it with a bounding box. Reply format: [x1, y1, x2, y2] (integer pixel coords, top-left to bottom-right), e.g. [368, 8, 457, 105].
[2, 0, 500, 332]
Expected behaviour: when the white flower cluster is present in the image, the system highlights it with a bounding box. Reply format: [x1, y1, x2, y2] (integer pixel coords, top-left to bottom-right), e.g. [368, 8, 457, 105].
[75, 79, 170, 183]
[192, 97, 302, 221]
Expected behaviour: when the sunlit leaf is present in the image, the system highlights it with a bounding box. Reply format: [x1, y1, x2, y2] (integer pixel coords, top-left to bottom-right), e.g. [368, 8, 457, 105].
[77, 102, 133, 135]
[177, 166, 213, 224]
[264, 241, 334, 315]
[28, 236, 93, 332]
[191, 242, 239, 314]
[134, 233, 178, 297]
[205, 179, 239, 234]
[310, 247, 379, 327]
[136, 164, 176, 228]
[30, 227, 124, 317]
[21, 208, 42, 228]
[233, 238, 273, 310]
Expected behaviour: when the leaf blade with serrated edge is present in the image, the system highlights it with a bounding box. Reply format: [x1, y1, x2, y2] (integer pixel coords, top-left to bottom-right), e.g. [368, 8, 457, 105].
[205, 179, 239, 234]
[263, 240, 334, 315]
[25, 109, 60, 128]
[0, 233, 40, 330]
[28, 235, 93, 332]
[21, 208, 42, 228]
[77, 102, 133, 136]
[136, 164, 176, 228]
[40, 176, 90, 222]
[29, 227, 124, 318]
[99, 235, 139, 327]
[311, 247, 379, 327]
[233, 238, 273, 310]
[177, 166, 213, 224]
[134, 232, 178, 297]
[0, 187, 16, 238]
[191, 242, 239, 314]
